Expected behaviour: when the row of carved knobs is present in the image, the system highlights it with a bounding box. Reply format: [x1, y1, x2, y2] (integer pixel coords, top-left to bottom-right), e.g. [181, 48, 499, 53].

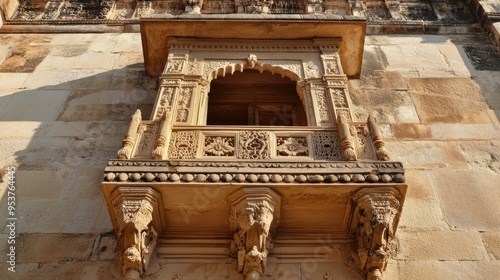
[104, 172, 405, 183]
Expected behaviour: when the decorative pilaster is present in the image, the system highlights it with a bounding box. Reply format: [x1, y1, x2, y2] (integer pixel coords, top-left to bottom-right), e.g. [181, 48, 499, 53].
[228, 188, 281, 280]
[117, 110, 142, 159]
[109, 187, 165, 280]
[350, 189, 402, 280]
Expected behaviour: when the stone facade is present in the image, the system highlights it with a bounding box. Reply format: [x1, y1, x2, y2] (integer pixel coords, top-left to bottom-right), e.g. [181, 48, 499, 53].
[1, 1, 500, 280]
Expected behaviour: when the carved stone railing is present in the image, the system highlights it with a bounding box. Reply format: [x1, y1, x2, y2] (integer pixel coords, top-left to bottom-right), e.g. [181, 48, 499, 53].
[115, 115, 390, 162]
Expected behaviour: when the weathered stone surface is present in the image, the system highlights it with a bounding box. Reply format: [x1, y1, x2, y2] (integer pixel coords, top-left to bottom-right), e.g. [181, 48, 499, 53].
[391, 123, 432, 140]
[410, 77, 492, 123]
[16, 198, 104, 233]
[0, 35, 52, 72]
[15, 170, 65, 199]
[429, 124, 500, 140]
[0, 89, 70, 121]
[398, 198, 449, 230]
[463, 44, 500, 71]
[0, 121, 41, 138]
[93, 234, 117, 261]
[386, 141, 467, 169]
[300, 262, 362, 280]
[397, 230, 488, 261]
[482, 232, 500, 260]
[145, 263, 206, 280]
[395, 260, 500, 280]
[79, 261, 121, 280]
[17, 234, 95, 263]
[457, 140, 500, 172]
[430, 169, 500, 230]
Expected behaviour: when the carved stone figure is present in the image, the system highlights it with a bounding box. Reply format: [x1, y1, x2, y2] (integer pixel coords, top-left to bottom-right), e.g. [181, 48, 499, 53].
[351, 190, 402, 280]
[110, 187, 164, 280]
[229, 188, 281, 279]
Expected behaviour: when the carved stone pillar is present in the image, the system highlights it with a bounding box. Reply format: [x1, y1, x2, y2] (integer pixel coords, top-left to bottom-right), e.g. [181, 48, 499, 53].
[228, 188, 281, 280]
[109, 187, 165, 280]
[350, 189, 402, 280]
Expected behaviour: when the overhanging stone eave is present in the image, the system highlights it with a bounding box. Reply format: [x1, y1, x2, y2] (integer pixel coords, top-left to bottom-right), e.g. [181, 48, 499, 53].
[140, 15, 367, 78]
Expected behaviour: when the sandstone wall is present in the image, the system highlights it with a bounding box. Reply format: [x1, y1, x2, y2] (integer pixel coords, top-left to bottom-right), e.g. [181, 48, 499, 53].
[0, 32, 499, 279]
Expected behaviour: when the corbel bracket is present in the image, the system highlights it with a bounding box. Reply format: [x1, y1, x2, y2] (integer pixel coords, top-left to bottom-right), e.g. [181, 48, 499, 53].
[350, 188, 403, 280]
[109, 187, 165, 280]
[228, 188, 281, 280]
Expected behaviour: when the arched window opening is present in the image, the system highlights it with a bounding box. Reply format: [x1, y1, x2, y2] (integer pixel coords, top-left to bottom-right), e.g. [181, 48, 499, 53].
[207, 69, 307, 126]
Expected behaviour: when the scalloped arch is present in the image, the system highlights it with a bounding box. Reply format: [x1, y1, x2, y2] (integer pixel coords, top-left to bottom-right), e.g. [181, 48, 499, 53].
[207, 62, 302, 82]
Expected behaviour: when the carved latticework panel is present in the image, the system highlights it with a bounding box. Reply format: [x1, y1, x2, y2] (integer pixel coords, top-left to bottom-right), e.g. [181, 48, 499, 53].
[168, 130, 200, 159]
[238, 131, 271, 160]
[311, 131, 342, 160]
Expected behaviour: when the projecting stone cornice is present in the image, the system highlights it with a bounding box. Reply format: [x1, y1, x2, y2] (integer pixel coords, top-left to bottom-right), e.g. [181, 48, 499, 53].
[103, 160, 406, 184]
[140, 17, 366, 78]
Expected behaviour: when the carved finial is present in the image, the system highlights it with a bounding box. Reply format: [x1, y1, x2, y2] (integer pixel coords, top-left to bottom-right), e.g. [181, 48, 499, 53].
[324, 272, 334, 280]
[367, 115, 390, 161]
[173, 273, 183, 280]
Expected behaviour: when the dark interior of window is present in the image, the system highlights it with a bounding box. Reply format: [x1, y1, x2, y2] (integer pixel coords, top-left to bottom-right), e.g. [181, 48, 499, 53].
[207, 69, 307, 126]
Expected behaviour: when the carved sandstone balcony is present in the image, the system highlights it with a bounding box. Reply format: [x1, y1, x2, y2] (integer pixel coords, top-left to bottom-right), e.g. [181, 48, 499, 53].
[113, 117, 388, 162]
[100, 19, 407, 280]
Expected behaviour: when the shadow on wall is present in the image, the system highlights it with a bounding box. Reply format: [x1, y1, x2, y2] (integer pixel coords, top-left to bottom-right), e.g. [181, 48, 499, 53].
[0, 52, 157, 238]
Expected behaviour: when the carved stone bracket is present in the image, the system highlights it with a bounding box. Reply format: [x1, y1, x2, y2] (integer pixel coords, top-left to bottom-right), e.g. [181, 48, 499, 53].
[350, 188, 403, 280]
[228, 188, 281, 280]
[108, 187, 165, 280]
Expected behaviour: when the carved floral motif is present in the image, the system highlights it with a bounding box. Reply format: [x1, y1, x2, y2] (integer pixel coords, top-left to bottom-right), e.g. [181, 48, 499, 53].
[203, 136, 235, 156]
[277, 137, 308, 156]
